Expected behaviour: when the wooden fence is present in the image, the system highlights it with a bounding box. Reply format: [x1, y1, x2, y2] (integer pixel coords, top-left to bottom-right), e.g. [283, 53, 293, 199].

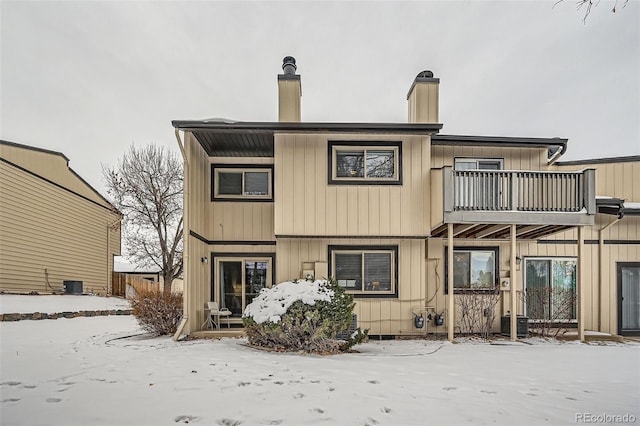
[112, 272, 160, 298]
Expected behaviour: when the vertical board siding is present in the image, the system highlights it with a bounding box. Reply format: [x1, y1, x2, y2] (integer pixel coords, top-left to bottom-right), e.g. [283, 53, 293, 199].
[211, 203, 275, 241]
[274, 134, 430, 237]
[183, 133, 211, 333]
[275, 238, 425, 335]
[0, 161, 121, 295]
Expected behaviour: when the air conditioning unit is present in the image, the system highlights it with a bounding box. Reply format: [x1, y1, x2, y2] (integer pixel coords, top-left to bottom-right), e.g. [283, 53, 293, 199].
[500, 315, 528, 337]
[63, 280, 83, 294]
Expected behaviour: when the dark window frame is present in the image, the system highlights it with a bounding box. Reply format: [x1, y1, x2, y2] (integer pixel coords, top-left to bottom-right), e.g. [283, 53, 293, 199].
[328, 245, 399, 298]
[444, 246, 499, 293]
[211, 164, 274, 202]
[328, 141, 403, 185]
[211, 252, 277, 307]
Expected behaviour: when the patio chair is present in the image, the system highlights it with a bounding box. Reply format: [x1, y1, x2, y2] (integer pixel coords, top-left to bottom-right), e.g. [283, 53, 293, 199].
[205, 301, 231, 329]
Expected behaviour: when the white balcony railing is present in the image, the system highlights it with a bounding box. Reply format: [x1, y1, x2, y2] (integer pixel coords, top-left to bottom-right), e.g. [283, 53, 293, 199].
[443, 167, 596, 225]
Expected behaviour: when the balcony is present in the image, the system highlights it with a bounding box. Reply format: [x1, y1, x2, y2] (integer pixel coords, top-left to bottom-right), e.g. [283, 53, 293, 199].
[431, 167, 596, 239]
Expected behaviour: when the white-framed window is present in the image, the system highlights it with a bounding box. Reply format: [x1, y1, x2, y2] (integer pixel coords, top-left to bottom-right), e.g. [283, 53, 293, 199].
[329, 245, 398, 297]
[212, 165, 273, 201]
[454, 158, 503, 170]
[524, 257, 577, 321]
[446, 247, 499, 292]
[329, 142, 402, 184]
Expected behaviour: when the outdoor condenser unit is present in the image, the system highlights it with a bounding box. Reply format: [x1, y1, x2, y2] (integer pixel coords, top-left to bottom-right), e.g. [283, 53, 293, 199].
[63, 280, 83, 294]
[500, 315, 528, 337]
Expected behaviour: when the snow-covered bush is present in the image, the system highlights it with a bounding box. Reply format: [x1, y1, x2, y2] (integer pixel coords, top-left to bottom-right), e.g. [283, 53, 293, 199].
[242, 278, 367, 354]
[130, 290, 183, 335]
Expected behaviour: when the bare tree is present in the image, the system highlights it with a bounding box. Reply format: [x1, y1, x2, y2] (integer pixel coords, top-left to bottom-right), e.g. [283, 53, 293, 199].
[103, 145, 183, 293]
[555, 0, 629, 23]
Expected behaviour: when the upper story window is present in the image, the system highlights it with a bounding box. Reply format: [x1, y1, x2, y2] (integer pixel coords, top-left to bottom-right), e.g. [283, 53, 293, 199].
[454, 158, 503, 170]
[329, 141, 402, 185]
[329, 245, 398, 298]
[212, 165, 273, 201]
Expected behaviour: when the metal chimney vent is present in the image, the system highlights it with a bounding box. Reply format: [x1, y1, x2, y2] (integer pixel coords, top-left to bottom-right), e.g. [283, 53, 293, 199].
[282, 56, 297, 75]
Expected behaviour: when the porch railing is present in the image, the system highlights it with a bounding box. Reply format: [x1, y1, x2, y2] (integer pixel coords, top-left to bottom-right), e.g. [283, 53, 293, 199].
[443, 167, 595, 214]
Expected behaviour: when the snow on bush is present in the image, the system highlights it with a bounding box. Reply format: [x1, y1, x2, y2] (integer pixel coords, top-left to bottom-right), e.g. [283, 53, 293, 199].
[242, 279, 367, 354]
[243, 280, 334, 324]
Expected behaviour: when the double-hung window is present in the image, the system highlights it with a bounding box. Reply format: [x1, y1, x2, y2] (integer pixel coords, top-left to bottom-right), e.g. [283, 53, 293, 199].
[329, 245, 398, 297]
[446, 247, 498, 292]
[212, 165, 273, 201]
[329, 142, 402, 184]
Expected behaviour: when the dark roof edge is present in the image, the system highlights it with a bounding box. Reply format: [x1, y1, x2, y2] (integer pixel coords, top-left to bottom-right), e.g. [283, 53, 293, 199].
[432, 134, 568, 149]
[172, 121, 443, 133]
[1, 139, 70, 162]
[556, 155, 640, 166]
[1, 139, 119, 214]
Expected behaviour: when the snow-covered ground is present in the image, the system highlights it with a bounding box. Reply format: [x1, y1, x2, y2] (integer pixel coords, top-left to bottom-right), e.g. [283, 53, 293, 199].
[1, 297, 639, 425]
[0, 294, 130, 314]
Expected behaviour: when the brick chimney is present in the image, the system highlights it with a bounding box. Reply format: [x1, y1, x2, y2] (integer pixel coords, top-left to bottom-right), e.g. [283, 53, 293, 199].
[407, 70, 439, 124]
[278, 56, 301, 122]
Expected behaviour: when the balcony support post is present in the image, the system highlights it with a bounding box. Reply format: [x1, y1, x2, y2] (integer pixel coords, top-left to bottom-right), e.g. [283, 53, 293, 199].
[510, 224, 518, 341]
[578, 226, 585, 341]
[447, 223, 454, 342]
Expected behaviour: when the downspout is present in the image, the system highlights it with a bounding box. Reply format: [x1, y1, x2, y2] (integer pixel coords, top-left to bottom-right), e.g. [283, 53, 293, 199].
[598, 217, 621, 331]
[106, 218, 120, 295]
[175, 128, 187, 162]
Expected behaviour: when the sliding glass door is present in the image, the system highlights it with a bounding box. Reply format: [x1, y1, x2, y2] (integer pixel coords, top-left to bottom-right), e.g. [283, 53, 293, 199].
[216, 258, 271, 317]
[619, 263, 640, 335]
[525, 258, 577, 321]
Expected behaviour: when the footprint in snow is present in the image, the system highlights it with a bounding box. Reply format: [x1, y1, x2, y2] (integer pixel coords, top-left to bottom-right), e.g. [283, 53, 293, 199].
[480, 390, 497, 394]
[175, 415, 198, 423]
[442, 387, 457, 391]
[293, 392, 305, 399]
[46, 398, 62, 403]
[2, 381, 21, 386]
[3, 398, 21, 403]
[217, 419, 242, 426]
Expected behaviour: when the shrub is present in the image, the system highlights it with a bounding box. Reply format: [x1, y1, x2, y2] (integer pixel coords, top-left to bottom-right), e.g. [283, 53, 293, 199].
[455, 290, 501, 339]
[243, 278, 368, 354]
[522, 286, 576, 338]
[130, 290, 183, 335]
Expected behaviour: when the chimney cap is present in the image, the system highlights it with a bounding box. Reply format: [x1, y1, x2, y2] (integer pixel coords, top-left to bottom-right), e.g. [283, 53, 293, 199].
[416, 70, 434, 78]
[282, 56, 297, 75]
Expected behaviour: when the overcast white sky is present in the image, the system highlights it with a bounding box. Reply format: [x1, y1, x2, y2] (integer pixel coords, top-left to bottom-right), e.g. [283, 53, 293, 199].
[1, 1, 638, 195]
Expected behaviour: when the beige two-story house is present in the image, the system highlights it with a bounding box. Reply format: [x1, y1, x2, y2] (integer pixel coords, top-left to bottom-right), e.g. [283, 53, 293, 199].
[173, 57, 639, 340]
[0, 140, 122, 295]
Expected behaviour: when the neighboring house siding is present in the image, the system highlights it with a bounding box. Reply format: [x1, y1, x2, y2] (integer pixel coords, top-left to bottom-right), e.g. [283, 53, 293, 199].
[0, 159, 121, 295]
[0, 142, 113, 209]
[274, 133, 431, 237]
